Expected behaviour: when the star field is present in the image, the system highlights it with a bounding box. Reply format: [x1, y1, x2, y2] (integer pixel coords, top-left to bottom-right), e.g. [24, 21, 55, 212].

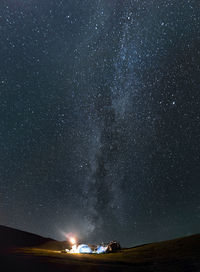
[0, 0, 200, 246]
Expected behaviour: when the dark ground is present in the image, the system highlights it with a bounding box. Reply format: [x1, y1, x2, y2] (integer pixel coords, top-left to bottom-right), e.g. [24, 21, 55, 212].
[0, 226, 199, 272]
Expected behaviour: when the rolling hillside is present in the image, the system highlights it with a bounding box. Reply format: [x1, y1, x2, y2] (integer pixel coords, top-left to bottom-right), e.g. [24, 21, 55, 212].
[0, 225, 199, 272]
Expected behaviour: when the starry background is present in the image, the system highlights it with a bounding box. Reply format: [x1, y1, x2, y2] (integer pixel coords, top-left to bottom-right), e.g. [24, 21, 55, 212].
[0, 0, 200, 247]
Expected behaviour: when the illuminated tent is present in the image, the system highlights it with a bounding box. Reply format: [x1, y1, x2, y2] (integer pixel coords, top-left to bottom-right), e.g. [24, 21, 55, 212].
[77, 244, 93, 253]
[96, 245, 108, 254]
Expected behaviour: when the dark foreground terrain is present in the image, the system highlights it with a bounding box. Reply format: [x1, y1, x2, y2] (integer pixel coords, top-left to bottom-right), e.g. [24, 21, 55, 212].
[0, 225, 199, 272]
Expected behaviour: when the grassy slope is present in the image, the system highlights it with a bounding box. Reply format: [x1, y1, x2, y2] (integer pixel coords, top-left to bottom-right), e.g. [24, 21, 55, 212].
[0, 225, 199, 271]
[1, 234, 199, 272]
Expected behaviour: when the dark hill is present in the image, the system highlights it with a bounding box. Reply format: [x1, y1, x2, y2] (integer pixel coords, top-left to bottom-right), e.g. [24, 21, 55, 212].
[0, 225, 68, 251]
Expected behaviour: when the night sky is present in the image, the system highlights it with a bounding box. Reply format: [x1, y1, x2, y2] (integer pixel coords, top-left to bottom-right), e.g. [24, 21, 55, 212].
[0, 0, 200, 247]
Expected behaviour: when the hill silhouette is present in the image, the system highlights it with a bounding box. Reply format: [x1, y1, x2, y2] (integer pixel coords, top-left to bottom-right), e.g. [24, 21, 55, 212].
[0, 225, 68, 251]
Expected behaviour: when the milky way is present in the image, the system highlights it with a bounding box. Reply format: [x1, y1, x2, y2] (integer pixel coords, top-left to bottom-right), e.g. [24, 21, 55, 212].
[0, 0, 200, 246]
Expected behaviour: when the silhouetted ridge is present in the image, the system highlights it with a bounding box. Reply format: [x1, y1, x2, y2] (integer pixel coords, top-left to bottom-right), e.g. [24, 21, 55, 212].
[0, 225, 68, 250]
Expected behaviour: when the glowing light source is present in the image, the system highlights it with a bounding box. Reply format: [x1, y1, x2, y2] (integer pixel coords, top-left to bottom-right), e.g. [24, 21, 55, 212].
[70, 237, 76, 245]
